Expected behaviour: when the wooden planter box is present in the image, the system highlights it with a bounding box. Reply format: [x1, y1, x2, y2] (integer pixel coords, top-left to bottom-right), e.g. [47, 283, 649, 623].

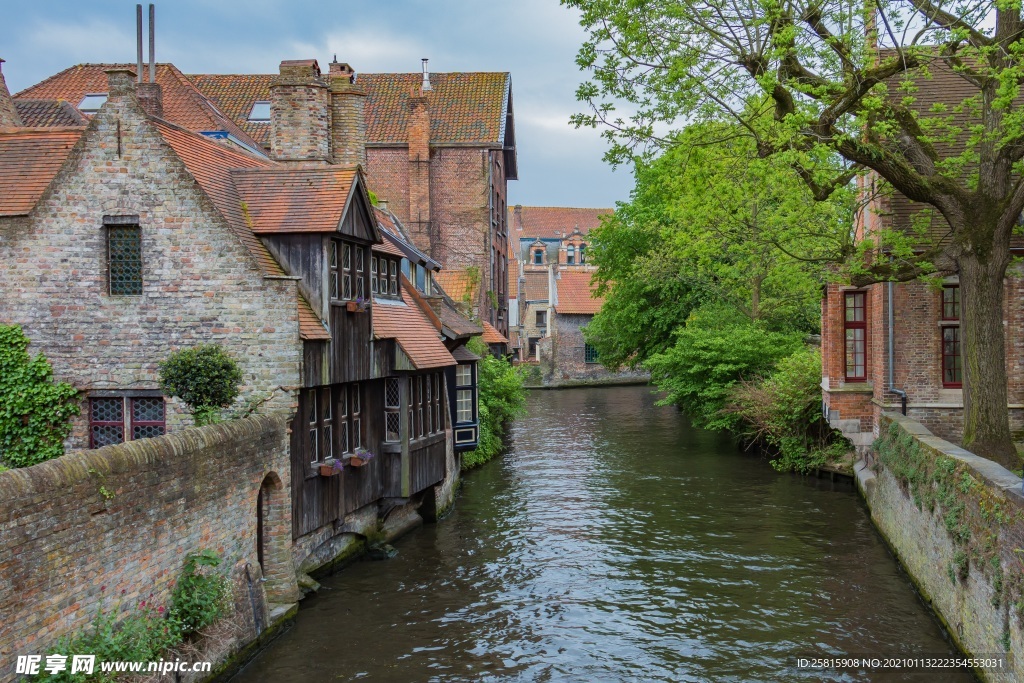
[347, 455, 372, 467]
[318, 463, 342, 477]
[345, 302, 370, 313]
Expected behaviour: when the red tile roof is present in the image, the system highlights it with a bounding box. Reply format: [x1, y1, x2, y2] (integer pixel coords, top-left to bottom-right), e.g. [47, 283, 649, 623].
[554, 270, 603, 315]
[511, 206, 612, 239]
[522, 271, 549, 302]
[15, 64, 263, 151]
[186, 71, 510, 148]
[14, 100, 87, 127]
[152, 120, 283, 276]
[0, 128, 84, 216]
[231, 167, 357, 233]
[372, 283, 456, 369]
[481, 321, 508, 345]
[298, 294, 329, 340]
[434, 269, 480, 303]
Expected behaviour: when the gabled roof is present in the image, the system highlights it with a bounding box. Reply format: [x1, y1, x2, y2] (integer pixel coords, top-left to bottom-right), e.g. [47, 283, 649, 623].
[15, 63, 264, 152]
[231, 167, 358, 233]
[554, 270, 603, 315]
[372, 283, 456, 370]
[0, 128, 85, 216]
[15, 100, 87, 127]
[186, 71, 512, 149]
[511, 206, 612, 239]
[522, 271, 549, 302]
[438, 302, 483, 338]
[434, 269, 481, 304]
[481, 321, 508, 345]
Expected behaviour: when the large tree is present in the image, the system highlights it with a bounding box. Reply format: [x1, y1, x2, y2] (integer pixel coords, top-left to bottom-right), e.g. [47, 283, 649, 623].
[566, 0, 1024, 464]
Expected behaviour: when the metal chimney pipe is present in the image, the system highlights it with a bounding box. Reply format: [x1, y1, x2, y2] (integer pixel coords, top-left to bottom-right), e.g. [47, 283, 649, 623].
[148, 4, 155, 83]
[421, 58, 431, 92]
[136, 5, 143, 83]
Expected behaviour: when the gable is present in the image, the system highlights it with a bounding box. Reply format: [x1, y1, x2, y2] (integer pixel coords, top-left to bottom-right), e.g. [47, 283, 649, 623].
[338, 175, 379, 243]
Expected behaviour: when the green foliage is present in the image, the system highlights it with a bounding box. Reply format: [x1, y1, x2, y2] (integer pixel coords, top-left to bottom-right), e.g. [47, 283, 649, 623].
[643, 307, 803, 430]
[168, 549, 230, 638]
[0, 325, 80, 468]
[462, 338, 527, 470]
[725, 347, 849, 473]
[158, 345, 243, 425]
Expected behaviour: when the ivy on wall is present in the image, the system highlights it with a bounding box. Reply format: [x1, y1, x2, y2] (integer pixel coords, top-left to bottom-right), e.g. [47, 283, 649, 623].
[0, 325, 80, 468]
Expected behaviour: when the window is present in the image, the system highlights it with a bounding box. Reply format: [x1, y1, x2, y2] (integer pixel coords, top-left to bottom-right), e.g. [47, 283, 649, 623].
[390, 260, 398, 296]
[585, 344, 599, 364]
[248, 101, 271, 121]
[350, 383, 362, 450]
[385, 377, 401, 442]
[307, 389, 320, 464]
[371, 256, 379, 294]
[338, 387, 349, 454]
[355, 246, 365, 299]
[536, 310, 547, 327]
[107, 223, 142, 296]
[844, 292, 867, 381]
[455, 363, 475, 424]
[579, 244, 586, 264]
[78, 93, 108, 114]
[941, 285, 962, 387]
[343, 243, 352, 299]
[90, 396, 166, 449]
[533, 249, 543, 265]
[567, 245, 575, 265]
[425, 270, 433, 296]
[330, 242, 340, 300]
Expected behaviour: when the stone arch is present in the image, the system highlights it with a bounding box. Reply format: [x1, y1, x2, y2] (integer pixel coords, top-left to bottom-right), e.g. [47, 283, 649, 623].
[256, 471, 298, 604]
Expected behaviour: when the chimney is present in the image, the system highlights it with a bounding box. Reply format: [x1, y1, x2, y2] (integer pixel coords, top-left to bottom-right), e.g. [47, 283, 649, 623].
[0, 59, 23, 127]
[513, 204, 523, 231]
[270, 59, 330, 164]
[105, 68, 138, 101]
[137, 81, 163, 117]
[407, 83, 432, 254]
[421, 58, 432, 93]
[328, 58, 366, 167]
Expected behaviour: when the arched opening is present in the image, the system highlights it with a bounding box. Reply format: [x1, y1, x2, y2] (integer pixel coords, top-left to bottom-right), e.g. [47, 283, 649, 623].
[255, 472, 298, 604]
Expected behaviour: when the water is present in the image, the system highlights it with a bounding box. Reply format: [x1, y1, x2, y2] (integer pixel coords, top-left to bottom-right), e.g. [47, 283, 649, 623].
[234, 386, 972, 682]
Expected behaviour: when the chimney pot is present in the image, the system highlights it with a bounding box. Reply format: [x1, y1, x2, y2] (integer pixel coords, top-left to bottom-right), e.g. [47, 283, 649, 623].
[421, 58, 432, 93]
[137, 81, 163, 118]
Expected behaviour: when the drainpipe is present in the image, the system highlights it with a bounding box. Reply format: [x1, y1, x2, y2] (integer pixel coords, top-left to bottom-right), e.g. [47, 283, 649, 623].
[887, 281, 908, 415]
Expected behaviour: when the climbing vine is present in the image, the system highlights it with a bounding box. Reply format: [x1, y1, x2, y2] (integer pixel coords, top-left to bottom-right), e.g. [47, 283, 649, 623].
[0, 325, 80, 468]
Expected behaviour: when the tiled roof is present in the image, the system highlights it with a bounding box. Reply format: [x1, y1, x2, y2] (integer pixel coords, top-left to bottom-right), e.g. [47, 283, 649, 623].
[231, 167, 356, 233]
[15, 64, 263, 151]
[481, 321, 508, 345]
[372, 283, 456, 369]
[522, 271, 549, 302]
[451, 345, 481, 362]
[373, 207, 417, 257]
[554, 270, 603, 315]
[0, 128, 84, 216]
[185, 71, 510, 148]
[434, 269, 480, 303]
[439, 300, 483, 338]
[508, 264, 519, 299]
[511, 206, 612, 239]
[152, 120, 284, 276]
[298, 294, 329, 340]
[14, 100, 87, 127]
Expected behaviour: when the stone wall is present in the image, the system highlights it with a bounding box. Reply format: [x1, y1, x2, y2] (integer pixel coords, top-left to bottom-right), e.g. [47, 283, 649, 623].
[540, 313, 648, 387]
[857, 413, 1024, 682]
[0, 414, 299, 682]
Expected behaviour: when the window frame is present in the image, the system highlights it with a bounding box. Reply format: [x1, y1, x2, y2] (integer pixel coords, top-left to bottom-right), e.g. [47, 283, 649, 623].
[940, 284, 962, 388]
[89, 394, 165, 449]
[106, 219, 143, 297]
[584, 343, 599, 364]
[843, 291, 867, 382]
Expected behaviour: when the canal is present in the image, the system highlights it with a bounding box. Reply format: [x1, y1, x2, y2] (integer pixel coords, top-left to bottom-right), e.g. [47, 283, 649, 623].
[234, 385, 971, 682]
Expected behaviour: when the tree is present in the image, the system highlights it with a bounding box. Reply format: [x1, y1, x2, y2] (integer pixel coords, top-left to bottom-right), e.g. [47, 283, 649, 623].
[566, 0, 1024, 464]
[584, 121, 848, 368]
[158, 345, 243, 425]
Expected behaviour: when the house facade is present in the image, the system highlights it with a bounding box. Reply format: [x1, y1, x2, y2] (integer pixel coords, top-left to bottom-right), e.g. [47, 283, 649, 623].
[0, 58, 483, 576]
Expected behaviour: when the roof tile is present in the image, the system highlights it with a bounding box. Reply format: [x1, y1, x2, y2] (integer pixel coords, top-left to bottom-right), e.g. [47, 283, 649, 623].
[481, 321, 508, 344]
[554, 270, 603, 315]
[231, 167, 356, 233]
[372, 283, 456, 369]
[14, 100, 87, 127]
[511, 206, 612, 239]
[0, 128, 84, 216]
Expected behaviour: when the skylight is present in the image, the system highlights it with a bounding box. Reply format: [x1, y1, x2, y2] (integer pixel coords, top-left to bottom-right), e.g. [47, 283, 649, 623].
[78, 93, 108, 114]
[248, 101, 271, 122]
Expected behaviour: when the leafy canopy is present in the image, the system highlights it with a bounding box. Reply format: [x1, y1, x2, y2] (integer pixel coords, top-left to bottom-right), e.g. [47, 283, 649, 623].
[158, 345, 243, 424]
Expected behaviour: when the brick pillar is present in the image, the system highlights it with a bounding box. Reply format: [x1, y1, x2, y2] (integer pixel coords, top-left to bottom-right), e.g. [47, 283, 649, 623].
[270, 59, 330, 164]
[136, 82, 163, 118]
[328, 61, 367, 168]
[0, 59, 23, 127]
[407, 88, 432, 255]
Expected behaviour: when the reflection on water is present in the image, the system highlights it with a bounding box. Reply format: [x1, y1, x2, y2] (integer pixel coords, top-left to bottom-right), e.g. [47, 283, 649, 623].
[233, 386, 972, 683]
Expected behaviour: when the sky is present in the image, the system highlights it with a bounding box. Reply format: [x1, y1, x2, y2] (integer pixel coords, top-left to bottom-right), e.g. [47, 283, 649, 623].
[0, 0, 632, 209]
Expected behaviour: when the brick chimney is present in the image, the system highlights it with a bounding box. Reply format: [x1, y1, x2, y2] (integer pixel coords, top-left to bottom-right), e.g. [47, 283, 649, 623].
[407, 85, 432, 254]
[105, 68, 138, 101]
[513, 204, 523, 231]
[0, 59, 24, 127]
[328, 59, 366, 167]
[137, 81, 163, 118]
[270, 59, 330, 164]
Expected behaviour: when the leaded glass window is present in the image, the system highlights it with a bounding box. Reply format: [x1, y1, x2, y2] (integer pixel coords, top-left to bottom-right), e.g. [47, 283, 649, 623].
[108, 224, 142, 295]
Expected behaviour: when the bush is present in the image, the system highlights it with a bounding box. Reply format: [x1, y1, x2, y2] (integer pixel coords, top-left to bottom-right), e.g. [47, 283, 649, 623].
[725, 346, 848, 472]
[168, 550, 230, 638]
[158, 345, 243, 425]
[462, 338, 527, 470]
[0, 325, 80, 468]
[643, 308, 803, 430]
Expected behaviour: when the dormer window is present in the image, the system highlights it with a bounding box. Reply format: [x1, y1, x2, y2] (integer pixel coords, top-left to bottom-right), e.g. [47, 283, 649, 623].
[533, 249, 543, 265]
[579, 244, 586, 264]
[567, 245, 575, 265]
[248, 101, 271, 122]
[78, 93, 108, 114]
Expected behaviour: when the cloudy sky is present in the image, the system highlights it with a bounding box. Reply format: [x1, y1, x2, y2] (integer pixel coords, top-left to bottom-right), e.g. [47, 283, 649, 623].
[0, 0, 632, 209]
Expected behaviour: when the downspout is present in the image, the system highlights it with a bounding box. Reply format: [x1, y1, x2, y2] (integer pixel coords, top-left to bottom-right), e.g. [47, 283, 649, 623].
[887, 281, 908, 415]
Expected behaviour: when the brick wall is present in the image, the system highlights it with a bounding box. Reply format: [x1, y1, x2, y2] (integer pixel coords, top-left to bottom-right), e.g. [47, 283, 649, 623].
[541, 313, 648, 386]
[0, 414, 299, 682]
[0, 75, 302, 449]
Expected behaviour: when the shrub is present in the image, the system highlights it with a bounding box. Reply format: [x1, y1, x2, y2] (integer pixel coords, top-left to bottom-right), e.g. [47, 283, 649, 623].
[725, 346, 848, 472]
[158, 345, 243, 425]
[462, 338, 527, 470]
[168, 550, 230, 638]
[0, 325, 80, 468]
[643, 308, 803, 430]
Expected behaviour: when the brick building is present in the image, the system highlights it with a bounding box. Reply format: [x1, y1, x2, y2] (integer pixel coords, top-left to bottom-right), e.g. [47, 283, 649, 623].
[821, 60, 1024, 451]
[16, 60, 518, 343]
[0, 58, 483, 574]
